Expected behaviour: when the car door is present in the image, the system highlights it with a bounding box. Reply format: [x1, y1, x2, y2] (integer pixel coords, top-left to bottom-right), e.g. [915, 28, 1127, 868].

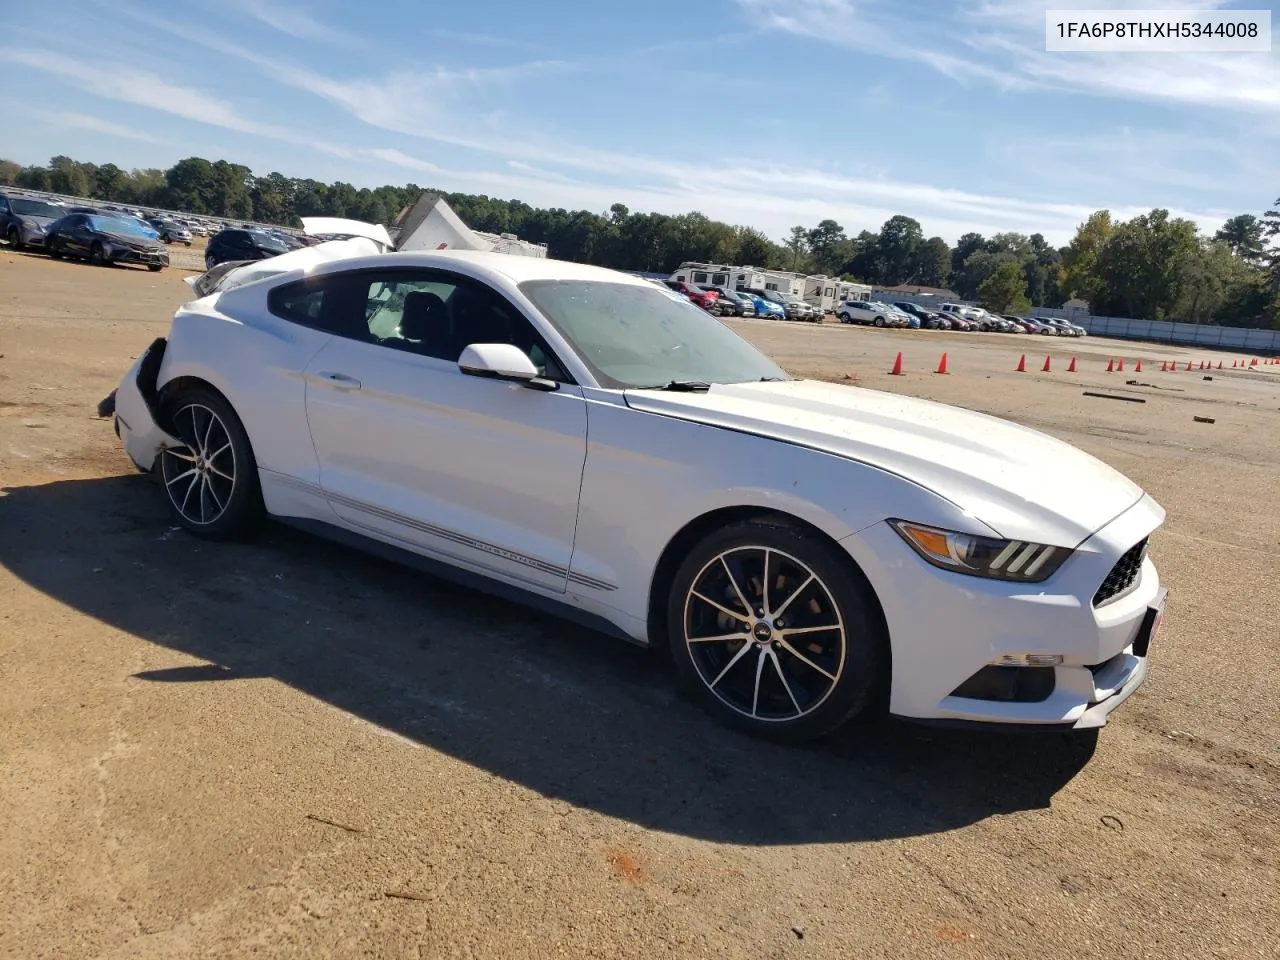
[63, 215, 93, 256]
[302, 266, 589, 593]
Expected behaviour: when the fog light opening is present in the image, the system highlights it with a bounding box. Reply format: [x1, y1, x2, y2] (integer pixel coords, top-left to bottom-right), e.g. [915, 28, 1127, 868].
[992, 653, 1064, 668]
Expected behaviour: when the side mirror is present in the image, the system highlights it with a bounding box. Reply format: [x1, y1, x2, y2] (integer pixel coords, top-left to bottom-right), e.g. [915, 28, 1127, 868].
[457, 343, 558, 391]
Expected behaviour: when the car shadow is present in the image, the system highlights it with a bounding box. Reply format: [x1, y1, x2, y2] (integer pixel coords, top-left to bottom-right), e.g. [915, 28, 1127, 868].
[0, 474, 1098, 845]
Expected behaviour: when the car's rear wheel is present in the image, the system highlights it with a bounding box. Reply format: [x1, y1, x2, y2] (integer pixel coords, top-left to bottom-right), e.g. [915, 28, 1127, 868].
[667, 518, 886, 741]
[47, 240, 62, 259]
[159, 387, 263, 539]
[148, 264, 164, 272]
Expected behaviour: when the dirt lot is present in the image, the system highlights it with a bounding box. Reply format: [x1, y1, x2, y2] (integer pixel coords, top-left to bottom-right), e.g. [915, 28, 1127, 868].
[1, 250, 1278, 959]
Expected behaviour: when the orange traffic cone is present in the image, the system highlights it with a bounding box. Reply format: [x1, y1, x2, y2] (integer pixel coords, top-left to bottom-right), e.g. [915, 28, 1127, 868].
[1016, 354, 1027, 372]
[890, 352, 903, 375]
[1134, 359, 1142, 373]
[1160, 361, 1168, 372]
[1232, 360, 1238, 368]
[1186, 360, 1193, 371]
[1117, 358, 1125, 372]
[936, 353, 949, 374]
[1042, 355, 1052, 372]
[1251, 358, 1258, 366]
[1105, 358, 1114, 372]
[1217, 361, 1222, 369]
[1067, 356, 1077, 373]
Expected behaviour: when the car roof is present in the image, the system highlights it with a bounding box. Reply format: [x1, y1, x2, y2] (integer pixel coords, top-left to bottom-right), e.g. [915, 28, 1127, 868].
[308, 249, 654, 288]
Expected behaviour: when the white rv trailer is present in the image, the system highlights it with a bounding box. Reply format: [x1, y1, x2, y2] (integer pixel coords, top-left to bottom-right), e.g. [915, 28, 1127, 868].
[670, 262, 769, 293]
[801, 275, 853, 314]
[757, 270, 804, 296]
[836, 280, 872, 303]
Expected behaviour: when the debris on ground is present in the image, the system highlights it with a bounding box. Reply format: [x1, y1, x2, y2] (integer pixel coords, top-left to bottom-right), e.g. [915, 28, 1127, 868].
[1193, 416, 1216, 424]
[1083, 391, 1147, 403]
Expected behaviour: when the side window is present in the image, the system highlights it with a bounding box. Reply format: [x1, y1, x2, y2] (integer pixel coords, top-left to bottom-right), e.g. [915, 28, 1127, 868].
[0, 198, 9, 215]
[335, 271, 569, 381]
[693, 271, 708, 284]
[267, 276, 344, 333]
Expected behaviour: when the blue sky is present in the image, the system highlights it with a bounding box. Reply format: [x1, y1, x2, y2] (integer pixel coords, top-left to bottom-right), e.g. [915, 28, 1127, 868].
[1, 0, 1276, 245]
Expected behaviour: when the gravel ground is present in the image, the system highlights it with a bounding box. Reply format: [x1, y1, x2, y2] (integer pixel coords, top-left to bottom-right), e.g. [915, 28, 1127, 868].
[1, 250, 1278, 959]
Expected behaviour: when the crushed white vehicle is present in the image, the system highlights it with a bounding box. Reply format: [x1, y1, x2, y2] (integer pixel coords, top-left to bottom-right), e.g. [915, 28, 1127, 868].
[101, 220, 1167, 741]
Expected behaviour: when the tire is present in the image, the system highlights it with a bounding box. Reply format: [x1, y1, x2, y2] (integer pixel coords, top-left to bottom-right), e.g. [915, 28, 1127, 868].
[874, 316, 885, 327]
[89, 241, 108, 266]
[47, 241, 62, 260]
[666, 517, 887, 742]
[7, 226, 22, 251]
[158, 386, 263, 540]
[148, 264, 164, 272]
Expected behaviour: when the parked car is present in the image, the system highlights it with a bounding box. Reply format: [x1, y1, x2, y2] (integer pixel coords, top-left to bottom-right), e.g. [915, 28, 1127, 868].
[106, 248, 1167, 740]
[892, 302, 944, 329]
[148, 218, 193, 245]
[1042, 318, 1085, 337]
[837, 300, 895, 327]
[1020, 317, 1059, 335]
[776, 292, 820, 322]
[43, 213, 169, 270]
[205, 228, 293, 269]
[664, 279, 720, 312]
[937, 310, 973, 331]
[744, 288, 807, 321]
[703, 286, 756, 318]
[742, 292, 786, 320]
[0, 193, 65, 250]
[1000, 315, 1027, 332]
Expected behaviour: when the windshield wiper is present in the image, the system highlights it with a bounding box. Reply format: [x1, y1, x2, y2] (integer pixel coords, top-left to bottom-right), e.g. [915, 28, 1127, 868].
[758, 376, 788, 382]
[635, 379, 713, 392]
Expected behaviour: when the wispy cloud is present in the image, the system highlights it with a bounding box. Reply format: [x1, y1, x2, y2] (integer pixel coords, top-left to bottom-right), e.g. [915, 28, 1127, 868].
[424, 28, 536, 49]
[47, 111, 159, 142]
[0, 47, 263, 132]
[234, 1, 346, 42]
[737, 0, 1280, 112]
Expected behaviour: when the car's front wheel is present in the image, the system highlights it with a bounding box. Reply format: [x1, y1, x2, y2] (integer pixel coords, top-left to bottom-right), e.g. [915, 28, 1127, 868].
[7, 226, 22, 250]
[89, 241, 108, 266]
[159, 386, 263, 539]
[667, 518, 887, 741]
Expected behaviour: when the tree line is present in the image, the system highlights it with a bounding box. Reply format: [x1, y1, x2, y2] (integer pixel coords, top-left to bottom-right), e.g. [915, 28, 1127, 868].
[2, 154, 1276, 328]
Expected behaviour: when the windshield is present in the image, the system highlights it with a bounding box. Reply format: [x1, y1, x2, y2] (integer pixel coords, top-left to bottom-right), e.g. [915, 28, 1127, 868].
[89, 215, 157, 238]
[248, 230, 290, 252]
[519, 279, 787, 389]
[10, 198, 64, 218]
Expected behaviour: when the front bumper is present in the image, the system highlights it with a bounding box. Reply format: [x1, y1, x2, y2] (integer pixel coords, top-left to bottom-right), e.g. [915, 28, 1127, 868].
[107, 245, 170, 266]
[113, 339, 180, 472]
[844, 493, 1166, 729]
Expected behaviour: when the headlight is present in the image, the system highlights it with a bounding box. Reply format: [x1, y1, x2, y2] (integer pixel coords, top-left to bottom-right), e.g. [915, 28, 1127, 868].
[888, 520, 1069, 582]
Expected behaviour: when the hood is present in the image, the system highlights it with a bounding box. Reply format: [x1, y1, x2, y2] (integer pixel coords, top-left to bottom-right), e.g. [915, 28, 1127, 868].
[19, 215, 56, 228]
[101, 229, 162, 249]
[301, 216, 392, 251]
[623, 379, 1144, 546]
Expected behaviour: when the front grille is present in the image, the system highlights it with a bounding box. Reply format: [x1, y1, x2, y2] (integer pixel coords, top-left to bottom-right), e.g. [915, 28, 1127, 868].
[1093, 538, 1148, 607]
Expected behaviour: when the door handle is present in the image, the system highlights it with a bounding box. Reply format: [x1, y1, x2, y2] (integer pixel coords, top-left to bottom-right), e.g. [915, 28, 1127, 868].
[316, 371, 362, 390]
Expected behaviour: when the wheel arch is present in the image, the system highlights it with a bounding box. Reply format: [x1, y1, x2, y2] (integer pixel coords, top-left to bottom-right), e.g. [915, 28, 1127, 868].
[645, 506, 891, 669]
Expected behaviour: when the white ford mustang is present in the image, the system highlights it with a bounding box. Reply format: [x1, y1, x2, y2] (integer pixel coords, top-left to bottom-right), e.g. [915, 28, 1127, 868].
[110, 249, 1167, 740]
